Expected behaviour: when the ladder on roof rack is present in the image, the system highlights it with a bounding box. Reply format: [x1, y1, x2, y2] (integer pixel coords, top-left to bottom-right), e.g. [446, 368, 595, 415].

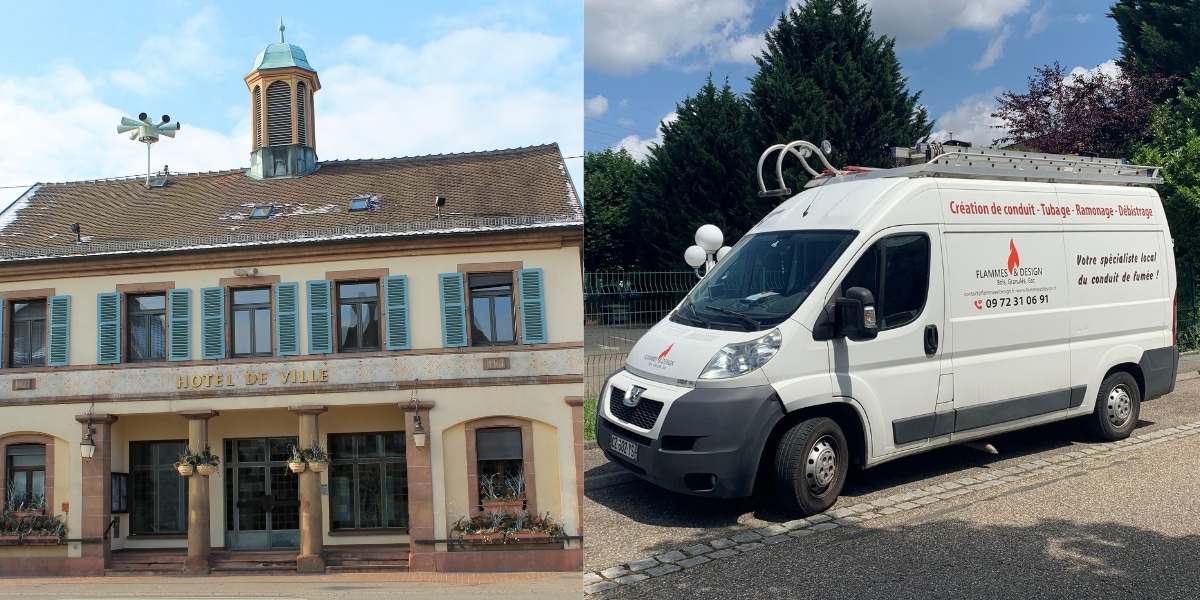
[756, 141, 1164, 197]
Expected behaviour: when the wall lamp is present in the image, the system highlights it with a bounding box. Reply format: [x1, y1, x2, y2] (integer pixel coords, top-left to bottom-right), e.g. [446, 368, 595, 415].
[410, 390, 427, 449]
[80, 406, 96, 461]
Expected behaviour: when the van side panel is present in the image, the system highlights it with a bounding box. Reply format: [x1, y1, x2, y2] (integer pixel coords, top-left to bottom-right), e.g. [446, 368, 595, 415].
[1056, 185, 1174, 409]
[939, 183, 1073, 438]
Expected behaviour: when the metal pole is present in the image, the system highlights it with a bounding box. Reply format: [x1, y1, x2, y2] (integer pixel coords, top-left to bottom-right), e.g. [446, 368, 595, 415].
[145, 142, 151, 188]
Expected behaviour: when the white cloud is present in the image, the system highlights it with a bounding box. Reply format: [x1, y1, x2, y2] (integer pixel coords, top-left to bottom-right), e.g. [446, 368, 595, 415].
[110, 7, 236, 94]
[1069, 59, 1120, 80]
[927, 88, 1007, 148]
[973, 25, 1011, 71]
[586, 94, 610, 118]
[1027, 3, 1050, 37]
[0, 66, 246, 211]
[614, 112, 677, 161]
[862, 0, 1029, 48]
[1, 25, 583, 211]
[584, 0, 758, 75]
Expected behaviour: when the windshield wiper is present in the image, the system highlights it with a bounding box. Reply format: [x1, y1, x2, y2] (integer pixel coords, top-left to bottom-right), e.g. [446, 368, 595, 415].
[684, 298, 712, 327]
[705, 305, 761, 330]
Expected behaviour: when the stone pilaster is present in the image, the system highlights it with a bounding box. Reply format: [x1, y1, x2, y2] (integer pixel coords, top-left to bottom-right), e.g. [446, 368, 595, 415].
[290, 405, 328, 573]
[400, 399, 436, 571]
[74, 413, 118, 567]
[178, 410, 218, 576]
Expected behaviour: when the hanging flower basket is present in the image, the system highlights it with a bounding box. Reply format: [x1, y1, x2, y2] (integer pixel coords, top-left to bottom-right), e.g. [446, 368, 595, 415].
[175, 462, 194, 476]
[196, 464, 217, 476]
[308, 461, 328, 473]
[288, 461, 307, 474]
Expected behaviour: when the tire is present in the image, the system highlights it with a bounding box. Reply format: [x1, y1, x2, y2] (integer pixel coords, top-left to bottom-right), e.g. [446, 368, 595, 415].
[774, 417, 849, 515]
[1087, 371, 1141, 441]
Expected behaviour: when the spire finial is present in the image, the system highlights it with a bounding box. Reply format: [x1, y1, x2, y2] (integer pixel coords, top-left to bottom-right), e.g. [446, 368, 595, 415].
[279, 16, 285, 43]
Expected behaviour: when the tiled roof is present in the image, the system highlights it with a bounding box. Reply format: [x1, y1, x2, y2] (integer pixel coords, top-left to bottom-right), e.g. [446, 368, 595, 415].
[0, 144, 581, 260]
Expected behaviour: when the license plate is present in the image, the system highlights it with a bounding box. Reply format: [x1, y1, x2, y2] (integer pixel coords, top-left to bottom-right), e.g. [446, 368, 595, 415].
[609, 434, 639, 462]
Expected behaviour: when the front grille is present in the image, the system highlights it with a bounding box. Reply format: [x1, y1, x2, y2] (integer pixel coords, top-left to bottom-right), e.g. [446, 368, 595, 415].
[608, 386, 664, 430]
[599, 417, 653, 447]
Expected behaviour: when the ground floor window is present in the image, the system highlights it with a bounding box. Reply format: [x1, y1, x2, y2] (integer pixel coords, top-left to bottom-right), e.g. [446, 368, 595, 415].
[129, 440, 188, 534]
[5, 445, 45, 510]
[328, 432, 408, 531]
[476, 427, 524, 492]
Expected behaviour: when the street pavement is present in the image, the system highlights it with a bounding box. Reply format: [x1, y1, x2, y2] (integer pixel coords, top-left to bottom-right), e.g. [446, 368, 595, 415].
[585, 357, 1200, 598]
[0, 572, 580, 599]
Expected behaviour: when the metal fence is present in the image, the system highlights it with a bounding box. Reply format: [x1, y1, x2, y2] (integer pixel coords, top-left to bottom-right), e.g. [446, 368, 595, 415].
[583, 264, 1200, 397]
[584, 271, 696, 397]
[1178, 263, 1199, 352]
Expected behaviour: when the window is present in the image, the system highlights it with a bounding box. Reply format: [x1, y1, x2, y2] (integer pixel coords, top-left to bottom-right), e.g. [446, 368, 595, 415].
[336, 281, 381, 352]
[841, 234, 931, 330]
[128, 294, 167, 362]
[250, 205, 273, 219]
[328, 433, 408, 531]
[231, 288, 272, 357]
[476, 427, 523, 484]
[130, 441, 188, 534]
[9, 300, 46, 367]
[5, 445, 45, 508]
[468, 273, 516, 346]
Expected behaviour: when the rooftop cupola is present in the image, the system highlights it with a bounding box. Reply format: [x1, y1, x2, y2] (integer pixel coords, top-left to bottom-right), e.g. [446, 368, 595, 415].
[244, 19, 321, 179]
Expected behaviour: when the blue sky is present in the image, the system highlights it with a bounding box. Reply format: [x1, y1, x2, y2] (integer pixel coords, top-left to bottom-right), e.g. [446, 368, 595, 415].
[585, 0, 1122, 161]
[0, 1, 582, 210]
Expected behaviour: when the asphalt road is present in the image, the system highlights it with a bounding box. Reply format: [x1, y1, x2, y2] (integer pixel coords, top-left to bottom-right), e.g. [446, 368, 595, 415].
[585, 363, 1200, 598]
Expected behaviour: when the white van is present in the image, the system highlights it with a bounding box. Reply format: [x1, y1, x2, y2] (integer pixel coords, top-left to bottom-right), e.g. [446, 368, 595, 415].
[596, 143, 1179, 515]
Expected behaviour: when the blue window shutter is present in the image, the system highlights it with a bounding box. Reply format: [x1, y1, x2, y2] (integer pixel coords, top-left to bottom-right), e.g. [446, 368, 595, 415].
[97, 292, 121, 364]
[307, 280, 332, 354]
[518, 268, 548, 344]
[383, 275, 411, 350]
[168, 289, 191, 361]
[439, 273, 467, 348]
[200, 287, 226, 360]
[47, 295, 71, 366]
[275, 282, 300, 356]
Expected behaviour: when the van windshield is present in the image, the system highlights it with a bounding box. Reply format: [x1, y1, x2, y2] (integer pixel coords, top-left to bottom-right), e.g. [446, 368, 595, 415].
[674, 230, 856, 331]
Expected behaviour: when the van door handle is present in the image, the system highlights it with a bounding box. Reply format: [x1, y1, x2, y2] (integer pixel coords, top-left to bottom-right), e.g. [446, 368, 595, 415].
[924, 325, 939, 356]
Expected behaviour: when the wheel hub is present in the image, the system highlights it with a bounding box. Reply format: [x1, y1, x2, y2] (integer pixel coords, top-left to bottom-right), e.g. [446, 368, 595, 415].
[805, 436, 838, 493]
[1106, 385, 1133, 427]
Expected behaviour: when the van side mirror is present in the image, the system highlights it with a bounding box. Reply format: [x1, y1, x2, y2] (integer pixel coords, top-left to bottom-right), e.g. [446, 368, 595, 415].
[834, 287, 879, 341]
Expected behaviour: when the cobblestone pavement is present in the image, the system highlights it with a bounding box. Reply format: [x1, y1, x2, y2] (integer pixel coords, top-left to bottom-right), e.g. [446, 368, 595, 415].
[585, 419, 1200, 596]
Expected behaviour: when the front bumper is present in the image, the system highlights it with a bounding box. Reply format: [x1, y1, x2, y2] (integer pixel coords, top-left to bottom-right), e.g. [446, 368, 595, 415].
[595, 372, 784, 498]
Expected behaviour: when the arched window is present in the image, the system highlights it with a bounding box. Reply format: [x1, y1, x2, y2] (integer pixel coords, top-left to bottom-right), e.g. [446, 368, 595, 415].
[296, 81, 307, 147]
[266, 80, 292, 146]
[253, 85, 262, 149]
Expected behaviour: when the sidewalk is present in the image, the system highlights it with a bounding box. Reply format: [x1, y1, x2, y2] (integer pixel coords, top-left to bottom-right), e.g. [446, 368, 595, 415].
[0, 571, 581, 599]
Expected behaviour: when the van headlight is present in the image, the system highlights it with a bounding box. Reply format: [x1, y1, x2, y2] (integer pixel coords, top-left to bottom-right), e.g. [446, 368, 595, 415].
[699, 329, 782, 379]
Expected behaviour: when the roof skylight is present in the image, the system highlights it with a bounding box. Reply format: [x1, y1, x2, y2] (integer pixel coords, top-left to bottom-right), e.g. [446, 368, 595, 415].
[348, 194, 377, 212]
[250, 204, 274, 219]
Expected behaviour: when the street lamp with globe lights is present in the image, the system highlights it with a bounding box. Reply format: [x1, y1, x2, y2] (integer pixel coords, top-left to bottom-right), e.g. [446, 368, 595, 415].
[685, 224, 732, 278]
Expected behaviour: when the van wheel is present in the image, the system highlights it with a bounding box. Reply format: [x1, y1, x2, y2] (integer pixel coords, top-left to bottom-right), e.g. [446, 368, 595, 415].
[1088, 372, 1141, 441]
[774, 417, 848, 515]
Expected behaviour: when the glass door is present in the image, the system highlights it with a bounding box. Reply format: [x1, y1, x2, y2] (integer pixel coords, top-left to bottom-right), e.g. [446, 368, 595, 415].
[224, 437, 300, 550]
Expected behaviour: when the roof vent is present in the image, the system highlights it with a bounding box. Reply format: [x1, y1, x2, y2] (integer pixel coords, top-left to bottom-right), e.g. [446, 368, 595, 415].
[150, 179, 169, 188]
[250, 204, 274, 219]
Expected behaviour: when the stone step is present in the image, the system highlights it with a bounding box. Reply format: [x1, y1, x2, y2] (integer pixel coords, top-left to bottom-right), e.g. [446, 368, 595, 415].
[325, 564, 409, 573]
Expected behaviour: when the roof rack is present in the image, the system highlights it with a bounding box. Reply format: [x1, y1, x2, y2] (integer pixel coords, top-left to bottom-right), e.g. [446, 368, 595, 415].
[756, 141, 1163, 196]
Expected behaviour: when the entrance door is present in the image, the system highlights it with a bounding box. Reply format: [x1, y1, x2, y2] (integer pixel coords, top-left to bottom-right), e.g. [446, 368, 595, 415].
[224, 437, 300, 550]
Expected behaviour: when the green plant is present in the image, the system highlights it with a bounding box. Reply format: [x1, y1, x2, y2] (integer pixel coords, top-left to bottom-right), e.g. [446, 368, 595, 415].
[287, 444, 306, 464]
[198, 445, 220, 467]
[176, 446, 202, 468]
[306, 442, 329, 463]
[449, 509, 567, 543]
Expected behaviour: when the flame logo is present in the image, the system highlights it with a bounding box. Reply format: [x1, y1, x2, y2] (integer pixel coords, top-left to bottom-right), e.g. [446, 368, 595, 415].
[1007, 239, 1020, 274]
[658, 343, 675, 360]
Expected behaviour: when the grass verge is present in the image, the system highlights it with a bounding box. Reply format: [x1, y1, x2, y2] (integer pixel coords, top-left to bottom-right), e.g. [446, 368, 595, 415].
[584, 396, 597, 441]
